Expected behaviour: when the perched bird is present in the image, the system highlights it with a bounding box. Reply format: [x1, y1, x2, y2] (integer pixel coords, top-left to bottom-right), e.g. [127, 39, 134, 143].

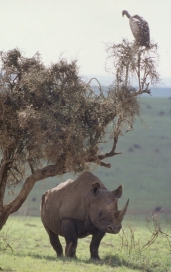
[122, 10, 150, 49]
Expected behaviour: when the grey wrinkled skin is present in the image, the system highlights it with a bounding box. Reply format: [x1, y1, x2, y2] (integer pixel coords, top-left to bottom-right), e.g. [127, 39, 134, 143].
[41, 172, 129, 259]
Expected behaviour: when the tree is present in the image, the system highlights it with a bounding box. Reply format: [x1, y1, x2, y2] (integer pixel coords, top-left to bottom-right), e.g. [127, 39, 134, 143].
[105, 39, 159, 91]
[0, 42, 159, 230]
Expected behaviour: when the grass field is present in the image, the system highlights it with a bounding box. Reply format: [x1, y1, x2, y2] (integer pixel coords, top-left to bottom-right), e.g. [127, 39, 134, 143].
[0, 216, 171, 272]
[5, 96, 171, 216]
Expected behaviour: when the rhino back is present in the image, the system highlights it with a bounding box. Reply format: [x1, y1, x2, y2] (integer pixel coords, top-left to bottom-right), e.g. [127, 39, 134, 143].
[41, 172, 106, 234]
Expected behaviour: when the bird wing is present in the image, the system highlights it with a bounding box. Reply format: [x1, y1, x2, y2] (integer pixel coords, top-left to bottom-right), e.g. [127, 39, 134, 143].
[129, 18, 140, 39]
[130, 16, 150, 46]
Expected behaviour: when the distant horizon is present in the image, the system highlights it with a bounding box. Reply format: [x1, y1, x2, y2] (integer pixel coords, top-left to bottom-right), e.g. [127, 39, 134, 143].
[141, 87, 171, 98]
[85, 75, 171, 97]
[84, 74, 171, 89]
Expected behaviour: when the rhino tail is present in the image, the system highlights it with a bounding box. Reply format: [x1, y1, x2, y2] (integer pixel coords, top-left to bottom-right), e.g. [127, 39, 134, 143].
[40, 193, 46, 213]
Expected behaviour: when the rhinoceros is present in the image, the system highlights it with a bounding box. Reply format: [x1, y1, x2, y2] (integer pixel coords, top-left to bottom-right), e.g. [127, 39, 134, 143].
[41, 172, 129, 259]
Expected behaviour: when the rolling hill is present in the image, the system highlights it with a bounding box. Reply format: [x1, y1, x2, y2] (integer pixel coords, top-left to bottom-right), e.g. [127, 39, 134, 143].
[5, 97, 171, 217]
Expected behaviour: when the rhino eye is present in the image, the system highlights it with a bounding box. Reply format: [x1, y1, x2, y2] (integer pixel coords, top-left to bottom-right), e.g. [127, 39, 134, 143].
[98, 211, 103, 218]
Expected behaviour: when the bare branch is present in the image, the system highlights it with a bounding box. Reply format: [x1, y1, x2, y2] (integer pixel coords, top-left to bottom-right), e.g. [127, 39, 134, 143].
[87, 77, 103, 96]
[134, 88, 151, 96]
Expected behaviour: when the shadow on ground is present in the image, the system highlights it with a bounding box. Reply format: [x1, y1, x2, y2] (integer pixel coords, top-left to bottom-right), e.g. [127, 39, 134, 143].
[7, 251, 155, 272]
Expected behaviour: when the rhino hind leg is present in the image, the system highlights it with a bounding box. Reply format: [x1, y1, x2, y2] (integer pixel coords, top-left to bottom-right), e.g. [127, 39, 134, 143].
[61, 219, 78, 258]
[90, 230, 105, 259]
[45, 226, 63, 257]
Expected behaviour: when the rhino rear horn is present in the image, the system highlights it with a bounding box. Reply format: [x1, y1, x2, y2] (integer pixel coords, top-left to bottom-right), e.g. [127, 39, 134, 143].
[91, 182, 100, 196]
[112, 185, 123, 198]
[113, 197, 118, 210]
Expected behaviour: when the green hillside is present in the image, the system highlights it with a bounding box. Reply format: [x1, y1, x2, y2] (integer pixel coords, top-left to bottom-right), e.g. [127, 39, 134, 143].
[5, 97, 171, 217]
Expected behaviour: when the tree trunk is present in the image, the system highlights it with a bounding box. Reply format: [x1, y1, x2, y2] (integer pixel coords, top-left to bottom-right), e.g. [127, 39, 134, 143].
[0, 210, 10, 231]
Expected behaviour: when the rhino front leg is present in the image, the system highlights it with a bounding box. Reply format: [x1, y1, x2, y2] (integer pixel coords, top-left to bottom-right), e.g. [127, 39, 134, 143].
[90, 230, 105, 259]
[62, 219, 78, 258]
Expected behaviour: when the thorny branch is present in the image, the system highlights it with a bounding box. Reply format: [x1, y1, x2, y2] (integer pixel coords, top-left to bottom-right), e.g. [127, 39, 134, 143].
[142, 214, 171, 251]
[119, 213, 171, 256]
[87, 77, 103, 97]
[105, 39, 160, 94]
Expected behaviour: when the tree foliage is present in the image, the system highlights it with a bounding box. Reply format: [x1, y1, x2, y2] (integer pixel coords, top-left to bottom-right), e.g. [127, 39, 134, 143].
[0, 40, 159, 229]
[106, 39, 160, 91]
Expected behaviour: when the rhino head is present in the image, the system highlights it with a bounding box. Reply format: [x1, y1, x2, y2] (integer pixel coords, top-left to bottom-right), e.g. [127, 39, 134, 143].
[89, 182, 129, 234]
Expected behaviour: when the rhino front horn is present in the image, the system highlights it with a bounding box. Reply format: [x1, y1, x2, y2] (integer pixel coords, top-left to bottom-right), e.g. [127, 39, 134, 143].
[119, 199, 129, 218]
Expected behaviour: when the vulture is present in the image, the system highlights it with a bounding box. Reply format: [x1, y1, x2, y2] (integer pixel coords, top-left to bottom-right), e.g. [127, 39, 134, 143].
[122, 10, 150, 49]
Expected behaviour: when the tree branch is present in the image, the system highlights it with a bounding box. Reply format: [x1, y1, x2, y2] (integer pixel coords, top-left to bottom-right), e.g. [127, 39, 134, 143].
[87, 77, 103, 96]
[4, 163, 66, 215]
[88, 129, 121, 169]
[94, 114, 125, 166]
[134, 88, 151, 96]
[97, 135, 122, 162]
[96, 161, 111, 168]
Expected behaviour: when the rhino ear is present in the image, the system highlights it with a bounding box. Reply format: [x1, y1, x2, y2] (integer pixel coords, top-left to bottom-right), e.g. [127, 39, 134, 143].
[112, 185, 123, 198]
[91, 182, 100, 196]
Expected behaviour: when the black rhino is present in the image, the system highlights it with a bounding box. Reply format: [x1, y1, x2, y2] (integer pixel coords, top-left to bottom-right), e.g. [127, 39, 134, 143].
[41, 172, 129, 259]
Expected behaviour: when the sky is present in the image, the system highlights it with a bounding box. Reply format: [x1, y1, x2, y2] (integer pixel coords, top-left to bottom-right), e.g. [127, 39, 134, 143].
[0, 0, 171, 86]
